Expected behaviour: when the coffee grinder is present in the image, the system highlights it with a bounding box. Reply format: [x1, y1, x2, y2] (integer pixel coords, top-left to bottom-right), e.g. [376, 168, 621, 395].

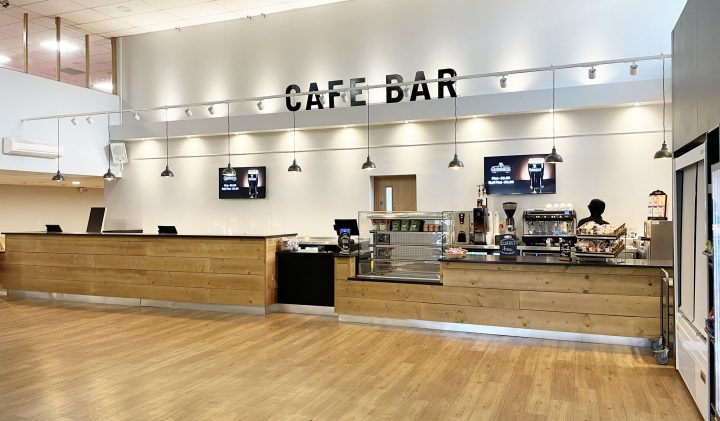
[503, 202, 518, 234]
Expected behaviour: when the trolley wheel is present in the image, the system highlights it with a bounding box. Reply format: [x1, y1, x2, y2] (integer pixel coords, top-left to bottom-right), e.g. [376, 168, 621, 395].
[650, 338, 664, 352]
[655, 349, 669, 365]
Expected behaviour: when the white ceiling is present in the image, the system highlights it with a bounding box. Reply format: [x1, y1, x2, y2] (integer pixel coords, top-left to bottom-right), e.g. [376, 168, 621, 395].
[4, 0, 351, 37]
[0, 0, 350, 91]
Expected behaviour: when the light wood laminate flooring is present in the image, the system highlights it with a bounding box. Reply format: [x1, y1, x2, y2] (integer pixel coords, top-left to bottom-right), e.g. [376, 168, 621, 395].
[0, 298, 702, 420]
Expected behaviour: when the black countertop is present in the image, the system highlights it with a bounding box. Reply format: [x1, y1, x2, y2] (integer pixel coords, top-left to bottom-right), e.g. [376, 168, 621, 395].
[440, 255, 673, 268]
[2, 231, 297, 239]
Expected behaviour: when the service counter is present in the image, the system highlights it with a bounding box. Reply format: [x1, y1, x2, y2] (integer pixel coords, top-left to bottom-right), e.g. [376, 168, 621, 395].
[0, 232, 294, 311]
[335, 254, 673, 343]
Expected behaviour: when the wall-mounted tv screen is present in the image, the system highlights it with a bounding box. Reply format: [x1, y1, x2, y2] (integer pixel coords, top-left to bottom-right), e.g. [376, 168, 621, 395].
[219, 167, 267, 199]
[484, 154, 556, 195]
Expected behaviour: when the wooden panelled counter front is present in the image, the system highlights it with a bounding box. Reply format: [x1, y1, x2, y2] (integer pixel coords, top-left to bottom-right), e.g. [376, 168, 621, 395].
[335, 256, 673, 339]
[0, 233, 291, 308]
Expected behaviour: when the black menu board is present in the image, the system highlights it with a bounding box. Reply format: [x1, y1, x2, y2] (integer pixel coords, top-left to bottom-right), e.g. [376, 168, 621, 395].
[499, 235, 519, 259]
[219, 167, 267, 199]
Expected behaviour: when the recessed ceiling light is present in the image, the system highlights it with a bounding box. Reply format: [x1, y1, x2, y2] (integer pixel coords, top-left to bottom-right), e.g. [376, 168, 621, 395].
[41, 40, 80, 53]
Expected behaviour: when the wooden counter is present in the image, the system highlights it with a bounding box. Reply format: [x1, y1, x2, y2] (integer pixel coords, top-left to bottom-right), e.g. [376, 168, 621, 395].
[335, 256, 672, 341]
[0, 232, 292, 309]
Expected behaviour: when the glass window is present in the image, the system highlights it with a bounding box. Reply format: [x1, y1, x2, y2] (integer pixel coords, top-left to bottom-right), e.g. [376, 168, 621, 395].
[89, 35, 112, 93]
[0, 8, 23, 73]
[59, 25, 86, 88]
[28, 16, 57, 81]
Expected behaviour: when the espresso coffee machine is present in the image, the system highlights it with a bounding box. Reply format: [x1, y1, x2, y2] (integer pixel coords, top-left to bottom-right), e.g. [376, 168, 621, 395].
[473, 185, 490, 245]
[503, 202, 518, 234]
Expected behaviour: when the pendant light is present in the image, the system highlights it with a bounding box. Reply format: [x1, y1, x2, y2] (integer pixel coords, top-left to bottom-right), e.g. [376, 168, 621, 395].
[654, 57, 673, 159]
[51, 117, 64, 182]
[287, 111, 302, 172]
[222, 103, 236, 176]
[448, 96, 464, 169]
[545, 67, 563, 163]
[361, 90, 376, 170]
[160, 108, 174, 177]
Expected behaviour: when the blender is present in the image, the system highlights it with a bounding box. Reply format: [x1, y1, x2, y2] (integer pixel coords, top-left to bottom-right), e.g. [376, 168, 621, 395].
[503, 202, 518, 234]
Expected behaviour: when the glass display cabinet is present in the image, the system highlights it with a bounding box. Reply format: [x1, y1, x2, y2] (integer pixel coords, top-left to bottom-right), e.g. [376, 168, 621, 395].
[356, 211, 454, 283]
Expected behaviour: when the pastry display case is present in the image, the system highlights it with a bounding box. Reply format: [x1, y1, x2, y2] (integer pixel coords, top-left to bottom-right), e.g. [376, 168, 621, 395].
[356, 211, 453, 283]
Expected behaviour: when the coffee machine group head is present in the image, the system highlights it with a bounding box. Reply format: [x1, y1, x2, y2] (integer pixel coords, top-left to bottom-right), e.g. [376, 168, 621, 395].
[503, 202, 518, 233]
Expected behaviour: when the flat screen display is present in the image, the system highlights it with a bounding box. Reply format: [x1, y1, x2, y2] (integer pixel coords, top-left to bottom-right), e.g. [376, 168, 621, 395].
[219, 167, 267, 199]
[484, 154, 556, 195]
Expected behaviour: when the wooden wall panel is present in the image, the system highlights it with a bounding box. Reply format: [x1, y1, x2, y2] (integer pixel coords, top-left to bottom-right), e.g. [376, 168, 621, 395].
[336, 257, 667, 339]
[0, 234, 282, 308]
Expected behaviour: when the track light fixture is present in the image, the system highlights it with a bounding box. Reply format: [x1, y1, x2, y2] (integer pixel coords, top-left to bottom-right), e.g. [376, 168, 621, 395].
[70, 117, 77, 125]
[288, 111, 302, 173]
[320, 94, 326, 105]
[133, 112, 141, 121]
[499, 76, 507, 89]
[588, 67, 596, 80]
[184, 108, 192, 117]
[257, 100, 264, 111]
[86, 116, 93, 124]
[630, 62, 638, 76]
[208, 104, 216, 115]
[402, 86, 410, 96]
[52, 118, 64, 182]
[545, 68, 563, 164]
[448, 96, 464, 170]
[103, 113, 116, 181]
[160, 108, 174, 177]
[361, 91, 376, 170]
[654, 58, 672, 159]
[340, 92, 348, 103]
[222, 103, 236, 177]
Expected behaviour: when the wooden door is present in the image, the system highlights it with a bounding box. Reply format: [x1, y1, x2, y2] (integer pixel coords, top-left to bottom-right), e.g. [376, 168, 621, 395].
[373, 175, 417, 211]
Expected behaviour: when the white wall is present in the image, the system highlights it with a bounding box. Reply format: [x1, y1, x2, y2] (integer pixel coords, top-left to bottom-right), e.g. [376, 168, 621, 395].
[0, 68, 119, 176]
[0, 185, 104, 233]
[119, 0, 685, 116]
[104, 104, 672, 237]
[106, 0, 680, 237]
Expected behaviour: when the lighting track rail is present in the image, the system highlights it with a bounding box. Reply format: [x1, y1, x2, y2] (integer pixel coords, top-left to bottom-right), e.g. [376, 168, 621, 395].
[21, 53, 671, 122]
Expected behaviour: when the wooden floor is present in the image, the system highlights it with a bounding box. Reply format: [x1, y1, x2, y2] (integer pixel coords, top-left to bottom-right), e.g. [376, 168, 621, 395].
[0, 298, 702, 421]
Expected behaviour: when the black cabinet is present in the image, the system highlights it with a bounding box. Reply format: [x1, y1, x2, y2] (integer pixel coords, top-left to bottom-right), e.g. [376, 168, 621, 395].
[277, 252, 335, 307]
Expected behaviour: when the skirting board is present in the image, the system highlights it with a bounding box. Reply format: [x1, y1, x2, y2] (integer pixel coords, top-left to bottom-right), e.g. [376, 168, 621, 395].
[338, 314, 650, 347]
[267, 303, 337, 316]
[7, 290, 265, 315]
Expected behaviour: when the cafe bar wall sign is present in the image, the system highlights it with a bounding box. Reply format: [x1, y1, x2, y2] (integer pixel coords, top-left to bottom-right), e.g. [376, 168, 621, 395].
[285, 68, 458, 111]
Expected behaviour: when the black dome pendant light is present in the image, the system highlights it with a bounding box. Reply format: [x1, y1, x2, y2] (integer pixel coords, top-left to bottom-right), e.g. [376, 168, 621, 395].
[160, 108, 174, 177]
[448, 96, 464, 169]
[545, 67, 563, 163]
[51, 117, 65, 182]
[222, 103, 236, 176]
[654, 57, 672, 159]
[103, 112, 116, 181]
[287, 111, 302, 172]
[361, 89, 376, 170]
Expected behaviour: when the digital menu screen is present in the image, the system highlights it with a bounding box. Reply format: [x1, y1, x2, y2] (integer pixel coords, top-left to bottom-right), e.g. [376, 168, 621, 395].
[484, 154, 556, 195]
[219, 167, 267, 199]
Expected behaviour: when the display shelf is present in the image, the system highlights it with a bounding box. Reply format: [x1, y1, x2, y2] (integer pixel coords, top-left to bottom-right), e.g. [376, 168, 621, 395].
[576, 227, 627, 241]
[370, 244, 440, 248]
[575, 240, 626, 259]
[369, 230, 444, 235]
[358, 211, 453, 282]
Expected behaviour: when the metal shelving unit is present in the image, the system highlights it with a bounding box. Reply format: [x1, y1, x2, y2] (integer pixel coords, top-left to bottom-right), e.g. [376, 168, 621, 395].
[357, 211, 453, 283]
